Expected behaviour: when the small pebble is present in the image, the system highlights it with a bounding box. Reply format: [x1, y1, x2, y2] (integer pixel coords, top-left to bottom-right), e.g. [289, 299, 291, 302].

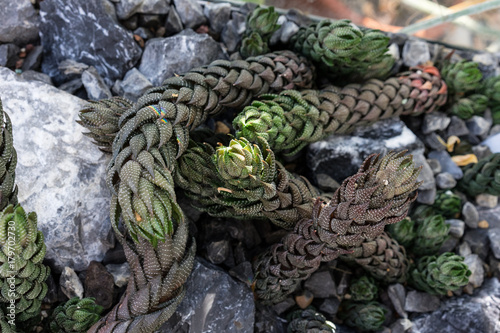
[476, 194, 498, 208]
[215, 121, 231, 134]
[435, 172, 457, 189]
[295, 290, 314, 309]
[462, 202, 479, 228]
[478, 220, 489, 228]
[427, 158, 441, 175]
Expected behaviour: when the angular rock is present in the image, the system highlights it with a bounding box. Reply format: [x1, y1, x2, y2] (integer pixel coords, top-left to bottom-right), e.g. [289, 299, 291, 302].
[426, 158, 441, 175]
[422, 112, 451, 134]
[436, 172, 457, 189]
[60, 267, 84, 299]
[229, 261, 253, 287]
[58, 59, 90, 76]
[402, 39, 430, 67]
[115, 0, 171, 20]
[404, 290, 440, 313]
[445, 219, 465, 238]
[458, 241, 472, 257]
[85, 261, 115, 310]
[428, 150, 463, 179]
[81, 66, 112, 100]
[476, 194, 498, 208]
[307, 118, 424, 185]
[467, 116, 492, 137]
[119, 67, 153, 102]
[255, 304, 286, 333]
[423, 132, 446, 151]
[391, 319, 413, 333]
[489, 125, 500, 137]
[0, 0, 40, 45]
[472, 145, 492, 160]
[488, 228, 500, 260]
[221, 11, 246, 53]
[412, 151, 435, 191]
[58, 78, 83, 95]
[447, 116, 469, 137]
[280, 21, 300, 44]
[411, 278, 500, 333]
[462, 202, 479, 228]
[319, 298, 341, 317]
[159, 258, 254, 332]
[139, 29, 226, 86]
[388, 283, 407, 318]
[20, 70, 53, 85]
[0, 43, 20, 68]
[206, 239, 230, 265]
[304, 270, 337, 298]
[464, 254, 485, 289]
[439, 236, 459, 253]
[204, 2, 232, 34]
[416, 187, 436, 205]
[477, 203, 500, 229]
[172, 0, 206, 29]
[464, 229, 490, 260]
[0, 67, 113, 272]
[272, 298, 295, 316]
[164, 6, 184, 36]
[105, 262, 130, 288]
[22, 45, 44, 72]
[40, 0, 142, 85]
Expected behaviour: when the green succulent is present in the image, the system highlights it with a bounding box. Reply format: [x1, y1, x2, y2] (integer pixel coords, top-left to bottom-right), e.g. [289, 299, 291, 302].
[287, 307, 336, 333]
[0, 99, 18, 211]
[450, 94, 488, 120]
[459, 153, 500, 197]
[0, 307, 17, 333]
[387, 217, 416, 248]
[49, 297, 103, 333]
[480, 75, 500, 104]
[441, 60, 483, 97]
[492, 105, 500, 125]
[339, 301, 387, 331]
[410, 252, 471, 295]
[411, 215, 450, 256]
[348, 276, 378, 302]
[240, 6, 280, 58]
[432, 190, 462, 218]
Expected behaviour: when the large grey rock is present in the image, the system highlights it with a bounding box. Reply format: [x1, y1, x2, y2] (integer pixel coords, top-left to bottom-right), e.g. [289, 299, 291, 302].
[307, 118, 424, 185]
[115, 0, 171, 20]
[204, 2, 232, 34]
[139, 29, 226, 86]
[160, 258, 254, 332]
[118, 67, 153, 102]
[411, 278, 500, 333]
[22, 45, 44, 72]
[0, 67, 113, 272]
[447, 116, 469, 137]
[464, 229, 490, 260]
[445, 219, 465, 238]
[422, 112, 450, 134]
[427, 150, 463, 179]
[388, 283, 407, 318]
[467, 116, 492, 137]
[0, 0, 40, 45]
[172, 0, 206, 29]
[221, 11, 246, 52]
[40, 0, 142, 85]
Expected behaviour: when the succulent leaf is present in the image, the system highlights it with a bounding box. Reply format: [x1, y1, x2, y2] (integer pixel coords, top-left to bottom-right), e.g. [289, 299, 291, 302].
[387, 217, 416, 248]
[411, 214, 450, 256]
[286, 306, 336, 333]
[0, 99, 18, 211]
[459, 153, 500, 197]
[348, 276, 378, 302]
[339, 301, 387, 331]
[49, 297, 103, 333]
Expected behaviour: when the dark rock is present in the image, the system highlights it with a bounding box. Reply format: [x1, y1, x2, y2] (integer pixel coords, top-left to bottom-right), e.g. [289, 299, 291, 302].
[304, 270, 337, 298]
[280, 21, 300, 44]
[411, 278, 500, 333]
[60, 267, 84, 299]
[133, 26, 154, 40]
[85, 261, 115, 310]
[488, 228, 500, 260]
[20, 70, 53, 85]
[102, 242, 126, 265]
[0, 68, 114, 272]
[422, 112, 451, 134]
[436, 172, 457, 189]
[477, 204, 500, 229]
[472, 144, 493, 160]
[122, 14, 139, 30]
[402, 39, 430, 67]
[227, 220, 262, 249]
[427, 150, 463, 179]
[467, 116, 492, 137]
[229, 261, 254, 287]
[319, 298, 341, 317]
[172, 0, 206, 29]
[447, 116, 469, 137]
[81, 66, 112, 100]
[307, 118, 423, 185]
[336, 271, 349, 296]
[115, 0, 170, 20]
[462, 202, 479, 228]
[0, 0, 39, 45]
[423, 132, 447, 151]
[204, 2, 232, 34]
[44, 273, 66, 304]
[464, 254, 485, 289]
[445, 219, 465, 238]
[390, 319, 413, 333]
[0, 43, 20, 68]
[105, 262, 130, 288]
[21, 45, 44, 71]
[388, 283, 407, 318]
[119, 67, 153, 102]
[255, 303, 286, 333]
[439, 236, 459, 253]
[416, 187, 436, 205]
[427, 158, 441, 175]
[58, 59, 89, 76]
[58, 78, 83, 94]
[164, 7, 183, 36]
[464, 229, 490, 260]
[206, 239, 230, 264]
[160, 258, 254, 332]
[138, 14, 164, 30]
[139, 29, 226, 86]
[40, 0, 142, 85]
[272, 298, 296, 316]
[221, 11, 246, 52]
[286, 8, 314, 27]
[404, 290, 440, 313]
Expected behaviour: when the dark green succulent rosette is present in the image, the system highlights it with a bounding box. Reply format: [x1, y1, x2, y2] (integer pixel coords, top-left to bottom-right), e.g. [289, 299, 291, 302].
[348, 276, 378, 302]
[410, 252, 471, 295]
[450, 94, 488, 120]
[432, 190, 462, 218]
[386, 217, 416, 248]
[240, 6, 281, 58]
[287, 307, 336, 333]
[339, 301, 387, 331]
[411, 214, 450, 256]
[49, 297, 103, 333]
[441, 60, 483, 97]
[458, 153, 500, 197]
[0, 99, 18, 211]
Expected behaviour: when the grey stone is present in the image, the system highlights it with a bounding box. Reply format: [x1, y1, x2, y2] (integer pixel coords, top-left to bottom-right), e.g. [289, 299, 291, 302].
[58, 59, 90, 76]
[159, 258, 254, 332]
[464, 229, 490, 260]
[82, 66, 113, 100]
[0, 0, 40, 45]
[60, 267, 84, 299]
[416, 187, 436, 205]
[115, 0, 170, 20]
[307, 118, 423, 185]
[269, 15, 287, 45]
[164, 7, 183, 36]
[428, 150, 463, 179]
[477, 203, 500, 229]
[228, 261, 253, 287]
[388, 283, 407, 318]
[58, 78, 83, 94]
[21, 45, 44, 71]
[482, 133, 500, 153]
[458, 241, 472, 257]
[388, 43, 401, 61]
[272, 298, 295, 315]
[0, 67, 113, 272]
[138, 14, 163, 30]
[426, 158, 441, 175]
[280, 21, 300, 44]
[255, 304, 286, 333]
[404, 290, 440, 313]
[472, 145, 492, 160]
[445, 219, 465, 238]
[390, 319, 412, 333]
[462, 201, 479, 228]
[337, 271, 349, 296]
[476, 194, 498, 208]
[119, 67, 153, 102]
[133, 26, 154, 40]
[0, 44, 20, 68]
[447, 116, 469, 137]
[206, 239, 230, 264]
[122, 14, 139, 31]
[319, 298, 341, 316]
[105, 262, 130, 288]
[412, 151, 435, 191]
[488, 228, 500, 260]
[204, 2, 231, 34]
[489, 124, 500, 137]
[402, 39, 430, 67]
[467, 116, 492, 137]
[40, 0, 142, 85]
[439, 236, 459, 253]
[424, 132, 446, 151]
[422, 112, 451, 134]
[304, 270, 337, 298]
[221, 12, 246, 52]
[411, 278, 500, 333]
[20, 70, 53, 85]
[173, 0, 206, 29]
[139, 29, 226, 86]
[436, 172, 457, 189]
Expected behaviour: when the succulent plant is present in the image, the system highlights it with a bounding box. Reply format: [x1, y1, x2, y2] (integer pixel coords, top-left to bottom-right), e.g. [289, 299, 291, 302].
[459, 153, 500, 197]
[348, 276, 378, 302]
[432, 190, 462, 218]
[291, 19, 394, 81]
[386, 217, 416, 248]
[411, 215, 450, 256]
[0, 307, 17, 333]
[339, 301, 387, 331]
[450, 94, 488, 120]
[341, 232, 410, 283]
[233, 66, 447, 155]
[287, 307, 336, 333]
[410, 252, 471, 295]
[240, 6, 281, 58]
[49, 297, 103, 333]
[441, 60, 483, 97]
[0, 99, 18, 211]
[0, 205, 50, 325]
[480, 75, 500, 104]
[252, 151, 421, 303]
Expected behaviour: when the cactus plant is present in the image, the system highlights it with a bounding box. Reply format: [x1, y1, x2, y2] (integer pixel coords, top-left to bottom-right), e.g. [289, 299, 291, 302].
[49, 297, 103, 333]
